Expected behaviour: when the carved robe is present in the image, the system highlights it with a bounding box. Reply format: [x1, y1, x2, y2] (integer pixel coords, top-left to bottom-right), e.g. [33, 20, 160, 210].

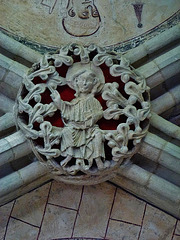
[59, 95, 105, 160]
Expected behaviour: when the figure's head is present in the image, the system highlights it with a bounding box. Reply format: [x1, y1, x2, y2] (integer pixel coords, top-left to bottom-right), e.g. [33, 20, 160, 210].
[74, 70, 97, 94]
[66, 62, 105, 96]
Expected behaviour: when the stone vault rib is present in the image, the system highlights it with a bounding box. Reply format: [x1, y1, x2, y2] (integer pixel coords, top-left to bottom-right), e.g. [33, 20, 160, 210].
[139, 132, 180, 175]
[150, 112, 180, 141]
[124, 23, 180, 64]
[0, 161, 50, 206]
[110, 164, 180, 218]
[0, 32, 42, 63]
[0, 27, 180, 217]
[0, 131, 32, 167]
[151, 85, 180, 114]
[137, 45, 180, 89]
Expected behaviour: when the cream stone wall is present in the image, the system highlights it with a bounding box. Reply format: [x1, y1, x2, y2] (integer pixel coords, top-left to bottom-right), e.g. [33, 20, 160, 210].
[0, 0, 179, 48]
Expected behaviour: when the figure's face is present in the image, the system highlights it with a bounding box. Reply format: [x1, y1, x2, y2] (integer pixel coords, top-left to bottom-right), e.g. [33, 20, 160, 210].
[76, 71, 95, 93]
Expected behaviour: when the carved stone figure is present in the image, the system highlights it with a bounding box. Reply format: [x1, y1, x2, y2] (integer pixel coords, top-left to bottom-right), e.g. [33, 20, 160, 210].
[16, 43, 151, 185]
[50, 63, 105, 174]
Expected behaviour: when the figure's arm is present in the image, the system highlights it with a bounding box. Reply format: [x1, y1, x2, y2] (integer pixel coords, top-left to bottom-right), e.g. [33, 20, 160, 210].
[85, 98, 103, 127]
[85, 109, 103, 127]
[50, 90, 63, 110]
[92, 99, 103, 124]
[94, 110, 103, 122]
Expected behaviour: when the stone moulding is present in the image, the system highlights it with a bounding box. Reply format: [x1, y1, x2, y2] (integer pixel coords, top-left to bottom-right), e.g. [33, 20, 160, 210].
[15, 43, 151, 185]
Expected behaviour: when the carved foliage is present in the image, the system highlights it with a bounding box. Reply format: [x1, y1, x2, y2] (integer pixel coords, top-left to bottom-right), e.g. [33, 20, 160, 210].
[16, 43, 151, 183]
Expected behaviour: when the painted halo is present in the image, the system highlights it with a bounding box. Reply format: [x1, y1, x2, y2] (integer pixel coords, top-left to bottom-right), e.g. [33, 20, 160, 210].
[16, 43, 151, 185]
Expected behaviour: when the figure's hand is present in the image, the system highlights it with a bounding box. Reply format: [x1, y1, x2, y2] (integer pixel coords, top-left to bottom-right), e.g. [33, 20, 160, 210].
[86, 113, 100, 124]
[50, 90, 61, 109]
[84, 112, 91, 127]
[93, 111, 103, 123]
[85, 118, 93, 128]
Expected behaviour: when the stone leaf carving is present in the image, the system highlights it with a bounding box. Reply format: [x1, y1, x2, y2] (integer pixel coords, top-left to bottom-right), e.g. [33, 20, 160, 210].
[16, 43, 151, 185]
[36, 121, 61, 159]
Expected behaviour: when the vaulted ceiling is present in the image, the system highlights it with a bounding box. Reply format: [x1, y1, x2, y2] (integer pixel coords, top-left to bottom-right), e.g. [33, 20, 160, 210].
[0, 1, 180, 218]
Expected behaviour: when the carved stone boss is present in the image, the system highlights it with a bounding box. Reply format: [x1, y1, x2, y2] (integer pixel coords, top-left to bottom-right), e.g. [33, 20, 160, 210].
[15, 44, 151, 185]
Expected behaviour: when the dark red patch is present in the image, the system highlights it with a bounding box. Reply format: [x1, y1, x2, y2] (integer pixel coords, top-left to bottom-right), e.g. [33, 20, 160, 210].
[33, 76, 46, 84]
[30, 63, 130, 131]
[44, 110, 64, 128]
[56, 64, 69, 78]
[57, 85, 75, 101]
[96, 95, 107, 111]
[41, 88, 52, 104]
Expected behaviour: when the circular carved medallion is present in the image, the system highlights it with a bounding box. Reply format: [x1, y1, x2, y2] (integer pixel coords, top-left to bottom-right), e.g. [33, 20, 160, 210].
[15, 44, 151, 184]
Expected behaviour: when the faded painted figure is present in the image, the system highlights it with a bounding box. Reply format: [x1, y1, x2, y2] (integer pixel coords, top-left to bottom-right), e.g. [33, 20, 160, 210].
[62, 0, 101, 36]
[51, 63, 105, 174]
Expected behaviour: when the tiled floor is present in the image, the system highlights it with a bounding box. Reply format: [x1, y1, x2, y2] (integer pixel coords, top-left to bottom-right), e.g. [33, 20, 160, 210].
[0, 181, 180, 240]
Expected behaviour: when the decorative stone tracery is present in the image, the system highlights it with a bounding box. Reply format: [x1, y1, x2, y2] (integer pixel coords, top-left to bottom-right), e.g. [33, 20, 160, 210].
[15, 44, 151, 184]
